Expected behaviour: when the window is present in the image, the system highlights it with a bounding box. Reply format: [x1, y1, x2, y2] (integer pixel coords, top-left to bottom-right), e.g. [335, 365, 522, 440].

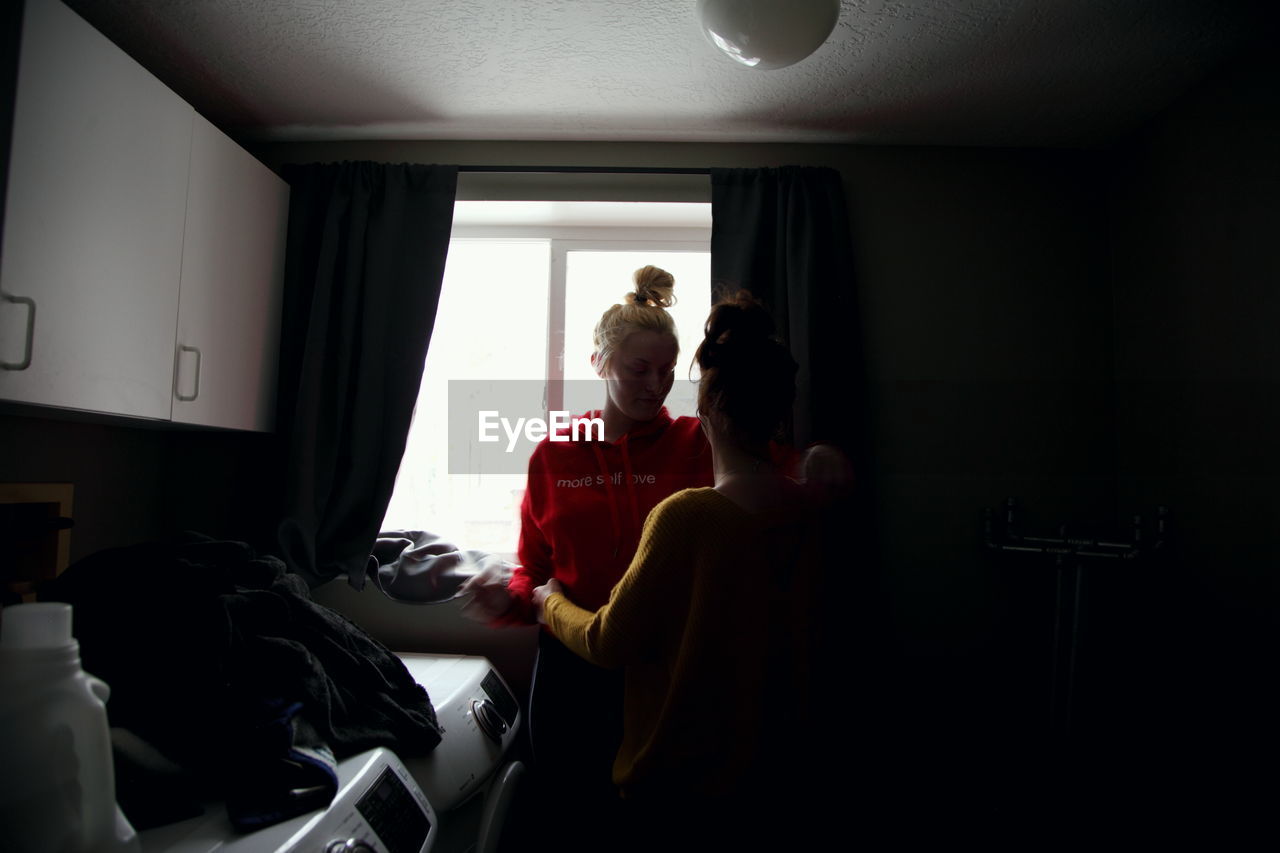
[381, 201, 712, 560]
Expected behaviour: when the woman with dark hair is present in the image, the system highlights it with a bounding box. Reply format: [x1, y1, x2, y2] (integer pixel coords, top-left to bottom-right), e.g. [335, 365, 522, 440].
[532, 292, 834, 846]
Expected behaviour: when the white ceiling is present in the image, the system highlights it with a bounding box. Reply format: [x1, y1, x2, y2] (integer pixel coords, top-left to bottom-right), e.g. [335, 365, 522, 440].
[59, 0, 1270, 147]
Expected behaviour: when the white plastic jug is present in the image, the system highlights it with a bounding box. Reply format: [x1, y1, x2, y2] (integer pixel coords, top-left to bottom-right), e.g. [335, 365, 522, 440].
[0, 602, 140, 852]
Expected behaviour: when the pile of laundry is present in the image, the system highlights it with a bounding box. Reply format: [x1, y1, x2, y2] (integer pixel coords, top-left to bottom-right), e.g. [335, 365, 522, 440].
[42, 533, 443, 833]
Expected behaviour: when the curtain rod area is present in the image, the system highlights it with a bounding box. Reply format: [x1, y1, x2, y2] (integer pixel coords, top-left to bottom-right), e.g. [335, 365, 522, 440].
[457, 165, 711, 176]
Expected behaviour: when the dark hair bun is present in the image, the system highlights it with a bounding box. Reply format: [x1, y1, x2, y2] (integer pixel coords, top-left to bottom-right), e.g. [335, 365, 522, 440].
[696, 291, 778, 368]
[695, 291, 797, 447]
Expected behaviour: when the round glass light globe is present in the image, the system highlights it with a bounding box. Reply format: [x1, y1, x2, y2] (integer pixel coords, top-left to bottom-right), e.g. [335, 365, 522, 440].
[696, 0, 840, 70]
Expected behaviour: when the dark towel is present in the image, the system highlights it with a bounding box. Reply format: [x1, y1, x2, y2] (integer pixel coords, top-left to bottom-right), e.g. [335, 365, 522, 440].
[42, 533, 442, 830]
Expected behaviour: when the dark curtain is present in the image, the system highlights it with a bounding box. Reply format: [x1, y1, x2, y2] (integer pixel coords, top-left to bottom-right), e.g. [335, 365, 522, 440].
[710, 167, 884, 795]
[275, 162, 457, 587]
[709, 166, 863, 453]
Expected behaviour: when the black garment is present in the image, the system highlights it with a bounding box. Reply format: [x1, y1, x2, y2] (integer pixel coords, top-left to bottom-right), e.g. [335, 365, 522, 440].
[527, 632, 624, 839]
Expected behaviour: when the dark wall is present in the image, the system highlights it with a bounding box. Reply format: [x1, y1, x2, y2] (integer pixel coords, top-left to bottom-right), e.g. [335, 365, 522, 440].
[0, 409, 281, 562]
[1, 412, 167, 559]
[836, 145, 1118, 797]
[1101, 50, 1279, 815]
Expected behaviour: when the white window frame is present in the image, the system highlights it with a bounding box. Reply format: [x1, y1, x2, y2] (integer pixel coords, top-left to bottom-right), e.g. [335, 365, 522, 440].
[448, 215, 711, 421]
[383, 201, 711, 557]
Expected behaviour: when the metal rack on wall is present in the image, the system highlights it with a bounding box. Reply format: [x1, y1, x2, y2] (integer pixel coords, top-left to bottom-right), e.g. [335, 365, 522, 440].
[983, 498, 1170, 740]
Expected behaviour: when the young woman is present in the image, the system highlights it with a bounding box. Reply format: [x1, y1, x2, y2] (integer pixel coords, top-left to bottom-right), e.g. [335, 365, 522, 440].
[459, 265, 713, 828]
[532, 292, 834, 847]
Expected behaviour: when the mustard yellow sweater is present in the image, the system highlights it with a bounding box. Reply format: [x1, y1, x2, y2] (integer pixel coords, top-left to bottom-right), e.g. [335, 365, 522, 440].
[543, 486, 821, 801]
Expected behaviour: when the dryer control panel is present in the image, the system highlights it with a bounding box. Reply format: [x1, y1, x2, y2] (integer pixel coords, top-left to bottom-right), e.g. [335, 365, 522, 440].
[351, 764, 433, 853]
[140, 748, 437, 853]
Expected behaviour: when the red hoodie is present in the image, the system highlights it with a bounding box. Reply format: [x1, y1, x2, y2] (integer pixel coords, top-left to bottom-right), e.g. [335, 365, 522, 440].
[504, 408, 713, 625]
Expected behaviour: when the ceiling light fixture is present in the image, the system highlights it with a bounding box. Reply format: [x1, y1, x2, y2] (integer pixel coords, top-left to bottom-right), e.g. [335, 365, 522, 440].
[696, 0, 840, 70]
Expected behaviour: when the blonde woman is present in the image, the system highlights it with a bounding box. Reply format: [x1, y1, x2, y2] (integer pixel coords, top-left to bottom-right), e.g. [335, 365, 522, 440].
[461, 266, 713, 832]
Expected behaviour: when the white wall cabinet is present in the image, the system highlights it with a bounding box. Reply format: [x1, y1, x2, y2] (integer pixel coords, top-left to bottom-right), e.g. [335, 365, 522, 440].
[0, 0, 192, 420]
[0, 0, 289, 431]
[172, 115, 289, 431]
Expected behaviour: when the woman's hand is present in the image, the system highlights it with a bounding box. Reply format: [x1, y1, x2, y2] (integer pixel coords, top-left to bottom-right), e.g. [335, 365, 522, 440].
[531, 578, 565, 624]
[800, 443, 855, 503]
[457, 560, 515, 622]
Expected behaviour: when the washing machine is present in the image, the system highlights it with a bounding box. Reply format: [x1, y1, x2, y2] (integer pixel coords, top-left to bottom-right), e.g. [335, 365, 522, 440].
[394, 654, 525, 853]
[139, 654, 524, 853]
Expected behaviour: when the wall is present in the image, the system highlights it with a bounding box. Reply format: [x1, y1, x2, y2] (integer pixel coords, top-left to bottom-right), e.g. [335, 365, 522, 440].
[0, 408, 281, 562]
[1101, 50, 1279, 818]
[1, 412, 168, 561]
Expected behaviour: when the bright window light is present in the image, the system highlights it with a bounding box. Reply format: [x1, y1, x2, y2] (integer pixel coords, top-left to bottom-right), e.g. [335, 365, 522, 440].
[562, 250, 710, 418]
[381, 240, 549, 556]
[382, 201, 711, 559]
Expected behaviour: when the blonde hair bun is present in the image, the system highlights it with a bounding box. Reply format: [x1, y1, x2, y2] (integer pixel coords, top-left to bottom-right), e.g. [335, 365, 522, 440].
[592, 265, 679, 373]
[629, 265, 676, 309]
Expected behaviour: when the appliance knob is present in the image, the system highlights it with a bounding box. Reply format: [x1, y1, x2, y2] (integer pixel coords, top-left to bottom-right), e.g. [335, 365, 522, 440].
[471, 698, 508, 743]
[326, 839, 376, 852]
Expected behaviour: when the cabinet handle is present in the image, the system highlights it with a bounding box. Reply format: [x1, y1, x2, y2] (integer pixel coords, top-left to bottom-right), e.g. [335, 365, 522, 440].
[1, 292, 36, 371]
[175, 344, 201, 401]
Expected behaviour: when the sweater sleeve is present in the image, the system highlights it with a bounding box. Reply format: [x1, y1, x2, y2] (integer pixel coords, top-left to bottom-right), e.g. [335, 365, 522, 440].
[544, 493, 692, 668]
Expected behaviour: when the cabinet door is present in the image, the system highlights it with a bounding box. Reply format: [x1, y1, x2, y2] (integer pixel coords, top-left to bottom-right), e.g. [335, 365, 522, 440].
[170, 114, 289, 431]
[0, 0, 193, 420]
